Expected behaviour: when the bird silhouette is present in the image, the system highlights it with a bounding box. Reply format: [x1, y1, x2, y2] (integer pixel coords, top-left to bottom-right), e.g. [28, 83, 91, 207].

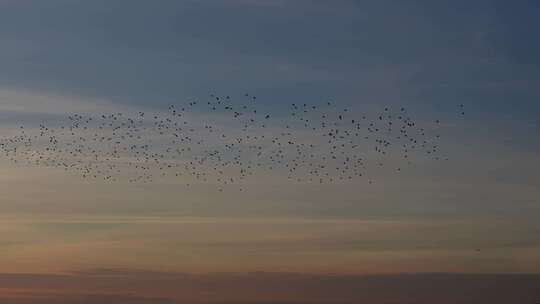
[0, 94, 466, 192]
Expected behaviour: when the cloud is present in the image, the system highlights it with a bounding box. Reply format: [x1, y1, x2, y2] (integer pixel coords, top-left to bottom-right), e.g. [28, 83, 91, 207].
[0, 88, 131, 116]
[0, 292, 175, 304]
[1, 215, 540, 275]
[0, 270, 539, 304]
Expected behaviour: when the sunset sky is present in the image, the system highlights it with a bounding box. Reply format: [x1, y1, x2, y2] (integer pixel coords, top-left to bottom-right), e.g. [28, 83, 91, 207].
[0, 1, 539, 303]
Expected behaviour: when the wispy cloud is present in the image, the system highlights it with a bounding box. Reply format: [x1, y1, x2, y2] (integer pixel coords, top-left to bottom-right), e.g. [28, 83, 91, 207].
[1, 215, 540, 275]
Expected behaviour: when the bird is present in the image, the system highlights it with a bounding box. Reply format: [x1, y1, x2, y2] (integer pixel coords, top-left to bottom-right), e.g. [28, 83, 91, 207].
[0, 94, 465, 192]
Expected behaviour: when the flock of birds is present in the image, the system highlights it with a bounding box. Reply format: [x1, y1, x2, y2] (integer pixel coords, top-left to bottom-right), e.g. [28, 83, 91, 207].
[0, 94, 465, 192]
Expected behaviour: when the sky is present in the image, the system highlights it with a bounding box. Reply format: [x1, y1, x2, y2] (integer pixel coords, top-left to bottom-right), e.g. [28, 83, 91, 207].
[0, 0, 539, 303]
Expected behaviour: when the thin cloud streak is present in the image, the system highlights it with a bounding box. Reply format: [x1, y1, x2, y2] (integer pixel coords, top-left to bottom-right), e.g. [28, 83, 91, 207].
[1, 215, 539, 274]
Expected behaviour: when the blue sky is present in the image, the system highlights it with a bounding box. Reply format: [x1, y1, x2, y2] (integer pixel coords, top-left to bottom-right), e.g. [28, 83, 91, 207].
[1, 0, 539, 119]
